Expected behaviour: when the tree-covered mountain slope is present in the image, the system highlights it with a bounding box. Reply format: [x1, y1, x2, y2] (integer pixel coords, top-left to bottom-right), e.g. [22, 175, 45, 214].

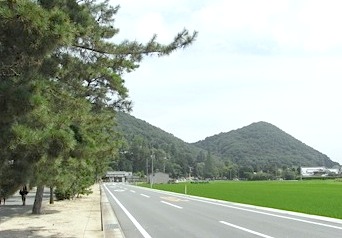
[193, 121, 338, 169]
[114, 112, 214, 177]
[115, 113, 338, 178]
[115, 111, 201, 154]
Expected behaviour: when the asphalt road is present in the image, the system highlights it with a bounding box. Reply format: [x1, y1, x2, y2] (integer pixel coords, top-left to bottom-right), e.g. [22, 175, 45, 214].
[103, 183, 342, 238]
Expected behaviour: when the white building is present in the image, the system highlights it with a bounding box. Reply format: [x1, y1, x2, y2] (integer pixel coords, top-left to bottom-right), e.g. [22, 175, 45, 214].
[326, 168, 340, 175]
[148, 172, 170, 184]
[301, 167, 340, 177]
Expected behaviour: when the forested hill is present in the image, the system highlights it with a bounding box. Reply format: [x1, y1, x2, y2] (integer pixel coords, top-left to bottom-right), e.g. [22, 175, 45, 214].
[114, 112, 212, 177]
[193, 121, 338, 169]
[114, 113, 338, 178]
[115, 111, 197, 152]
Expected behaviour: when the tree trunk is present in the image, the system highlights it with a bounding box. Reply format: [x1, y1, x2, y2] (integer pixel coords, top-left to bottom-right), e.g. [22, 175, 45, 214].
[32, 185, 44, 214]
[49, 186, 54, 204]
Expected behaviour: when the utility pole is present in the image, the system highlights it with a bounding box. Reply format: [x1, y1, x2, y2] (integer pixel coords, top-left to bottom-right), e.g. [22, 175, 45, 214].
[162, 156, 167, 173]
[146, 157, 149, 183]
[151, 153, 154, 188]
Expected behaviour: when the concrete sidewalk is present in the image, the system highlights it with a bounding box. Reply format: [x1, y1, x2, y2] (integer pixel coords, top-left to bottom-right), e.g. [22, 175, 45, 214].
[0, 184, 124, 238]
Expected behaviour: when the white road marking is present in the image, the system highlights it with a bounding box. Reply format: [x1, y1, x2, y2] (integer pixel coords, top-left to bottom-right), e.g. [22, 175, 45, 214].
[130, 190, 136, 193]
[113, 189, 125, 192]
[220, 221, 274, 238]
[161, 201, 183, 209]
[104, 185, 151, 238]
[140, 194, 150, 198]
[124, 184, 342, 230]
[156, 190, 342, 230]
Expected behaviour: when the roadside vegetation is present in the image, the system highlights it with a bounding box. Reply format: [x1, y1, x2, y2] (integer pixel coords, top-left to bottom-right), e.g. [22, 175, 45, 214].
[140, 180, 342, 219]
[0, 0, 196, 214]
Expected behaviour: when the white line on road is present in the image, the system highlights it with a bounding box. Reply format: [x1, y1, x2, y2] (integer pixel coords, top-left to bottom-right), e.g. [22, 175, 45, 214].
[140, 194, 150, 198]
[160, 191, 342, 230]
[220, 221, 274, 238]
[104, 185, 152, 238]
[126, 184, 342, 230]
[130, 190, 136, 193]
[161, 201, 183, 209]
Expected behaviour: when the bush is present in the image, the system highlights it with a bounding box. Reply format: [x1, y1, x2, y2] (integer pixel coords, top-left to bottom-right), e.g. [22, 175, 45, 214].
[54, 185, 93, 200]
[55, 187, 72, 200]
[248, 172, 274, 181]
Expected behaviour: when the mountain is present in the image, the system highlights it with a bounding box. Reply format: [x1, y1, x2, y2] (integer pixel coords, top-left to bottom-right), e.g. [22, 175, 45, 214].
[114, 112, 212, 177]
[115, 113, 338, 179]
[115, 111, 203, 155]
[193, 121, 338, 169]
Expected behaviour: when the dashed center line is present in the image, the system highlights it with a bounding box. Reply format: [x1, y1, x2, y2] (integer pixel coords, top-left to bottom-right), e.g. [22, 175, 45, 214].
[130, 190, 136, 193]
[141, 194, 150, 198]
[220, 221, 274, 238]
[161, 201, 183, 209]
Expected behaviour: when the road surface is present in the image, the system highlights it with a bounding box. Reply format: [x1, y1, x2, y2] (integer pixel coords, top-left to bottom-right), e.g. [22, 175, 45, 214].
[103, 183, 342, 238]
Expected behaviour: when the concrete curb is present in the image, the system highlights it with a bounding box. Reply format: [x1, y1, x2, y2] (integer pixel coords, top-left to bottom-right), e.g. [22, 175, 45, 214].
[100, 185, 125, 238]
[82, 184, 103, 238]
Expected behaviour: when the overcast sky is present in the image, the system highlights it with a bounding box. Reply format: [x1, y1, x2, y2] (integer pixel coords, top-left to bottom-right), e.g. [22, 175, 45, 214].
[112, 0, 342, 165]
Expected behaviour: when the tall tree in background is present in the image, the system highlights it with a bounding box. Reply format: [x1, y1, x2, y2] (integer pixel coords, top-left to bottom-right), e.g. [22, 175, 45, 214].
[203, 152, 217, 179]
[0, 0, 197, 214]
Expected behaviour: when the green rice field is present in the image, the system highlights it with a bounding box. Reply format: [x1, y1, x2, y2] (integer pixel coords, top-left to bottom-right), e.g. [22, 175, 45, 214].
[140, 180, 342, 219]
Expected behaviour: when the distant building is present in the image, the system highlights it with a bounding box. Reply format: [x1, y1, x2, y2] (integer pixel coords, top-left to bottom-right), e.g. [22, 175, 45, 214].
[301, 167, 327, 177]
[148, 172, 170, 184]
[104, 171, 132, 182]
[301, 167, 340, 177]
[326, 168, 340, 175]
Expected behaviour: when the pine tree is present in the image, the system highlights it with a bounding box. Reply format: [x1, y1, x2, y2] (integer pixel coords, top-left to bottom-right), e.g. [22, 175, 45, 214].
[0, 0, 197, 214]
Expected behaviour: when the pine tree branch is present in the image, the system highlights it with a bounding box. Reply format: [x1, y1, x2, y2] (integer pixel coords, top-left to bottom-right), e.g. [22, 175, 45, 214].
[71, 30, 198, 57]
[72, 43, 169, 56]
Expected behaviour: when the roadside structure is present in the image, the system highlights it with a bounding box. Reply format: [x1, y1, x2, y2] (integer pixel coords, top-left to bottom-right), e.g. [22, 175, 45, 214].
[148, 172, 170, 184]
[104, 171, 132, 182]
